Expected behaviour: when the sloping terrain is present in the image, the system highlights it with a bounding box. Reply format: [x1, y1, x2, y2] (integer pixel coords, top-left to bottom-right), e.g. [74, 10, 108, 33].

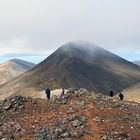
[132, 61, 140, 66]
[1, 41, 140, 99]
[0, 89, 140, 140]
[0, 59, 35, 86]
[122, 83, 140, 103]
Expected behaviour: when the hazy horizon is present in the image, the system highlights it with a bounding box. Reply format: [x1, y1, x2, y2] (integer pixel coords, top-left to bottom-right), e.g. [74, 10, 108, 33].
[0, 42, 139, 64]
[0, 0, 140, 63]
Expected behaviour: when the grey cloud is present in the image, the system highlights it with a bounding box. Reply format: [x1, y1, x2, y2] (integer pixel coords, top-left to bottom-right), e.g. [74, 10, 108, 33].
[0, 0, 140, 58]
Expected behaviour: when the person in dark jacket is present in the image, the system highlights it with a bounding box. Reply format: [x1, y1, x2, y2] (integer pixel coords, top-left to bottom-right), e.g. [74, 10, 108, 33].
[119, 92, 124, 101]
[45, 88, 51, 99]
[109, 90, 114, 97]
[60, 88, 65, 100]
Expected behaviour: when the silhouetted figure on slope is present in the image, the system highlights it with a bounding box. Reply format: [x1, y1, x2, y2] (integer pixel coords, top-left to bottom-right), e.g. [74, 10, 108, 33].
[60, 88, 65, 100]
[45, 88, 51, 100]
[75, 89, 78, 91]
[119, 93, 124, 101]
[109, 90, 114, 97]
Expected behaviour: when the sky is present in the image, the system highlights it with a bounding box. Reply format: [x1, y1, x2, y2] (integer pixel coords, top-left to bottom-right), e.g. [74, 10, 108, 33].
[0, 0, 140, 64]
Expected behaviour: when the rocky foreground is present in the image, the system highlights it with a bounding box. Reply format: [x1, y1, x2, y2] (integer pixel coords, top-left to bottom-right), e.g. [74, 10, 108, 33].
[0, 89, 140, 140]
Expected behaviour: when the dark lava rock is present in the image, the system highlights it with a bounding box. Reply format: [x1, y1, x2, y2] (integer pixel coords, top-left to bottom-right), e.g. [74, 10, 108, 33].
[67, 88, 75, 93]
[70, 129, 84, 138]
[3, 102, 12, 110]
[15, 123, 22, 132]
[77, 88, 89, 96]
[71, 120, 82, 128]
[119, 133, 129, 139]
[55, 120, 64, 127]
[0, 131, 3, 139]
[36, 125, 51, 140]
[53, 127, 66, 139]
[61, 131, 70, 138]
[1, 96, 27, 111]
[67, 108, 75, 114]
[0, 101, 4, 107]
[53, 120, 68, 139]
[80, 116, 87, 122]
[67, 114, 77, 121]
[0, 109, 4, 113]
[75, 101, 86, 106]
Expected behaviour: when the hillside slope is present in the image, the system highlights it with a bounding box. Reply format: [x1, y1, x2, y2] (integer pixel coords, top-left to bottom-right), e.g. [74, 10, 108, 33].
[122, 83, 140, 103]
[0, 41, 140, 99]
[0, 59, 35, 86]
[133, 61, 140, 66]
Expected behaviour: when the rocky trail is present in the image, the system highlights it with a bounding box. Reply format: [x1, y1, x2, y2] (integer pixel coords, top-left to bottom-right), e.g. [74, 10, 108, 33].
[0, 89, 140, 140]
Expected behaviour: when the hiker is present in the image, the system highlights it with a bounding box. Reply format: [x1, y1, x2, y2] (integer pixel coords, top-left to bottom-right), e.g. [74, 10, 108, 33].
[45, 88, 51, 99]
[75, 89, 78, 92]
[60, 88, 65, 100]
[109, 90, 114, 97]
[75, 88, 78, 93]
[119, 92, 124, 101]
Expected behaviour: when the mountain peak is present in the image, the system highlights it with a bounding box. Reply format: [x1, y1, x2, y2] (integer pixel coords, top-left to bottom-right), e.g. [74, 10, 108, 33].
[52, 41, 107, 61]
[61, 40, 98, 48]
[59, 41, 101, 53]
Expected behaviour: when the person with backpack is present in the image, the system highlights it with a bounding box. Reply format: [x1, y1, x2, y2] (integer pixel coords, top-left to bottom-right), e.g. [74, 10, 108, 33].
[45, 88, 51, 100]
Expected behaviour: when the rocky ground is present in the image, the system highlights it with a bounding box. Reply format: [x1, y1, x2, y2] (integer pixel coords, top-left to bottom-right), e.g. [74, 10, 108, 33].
[0, 89, 140, 140]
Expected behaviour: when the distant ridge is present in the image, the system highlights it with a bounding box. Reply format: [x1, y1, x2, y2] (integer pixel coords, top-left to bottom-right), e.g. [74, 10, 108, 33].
[132, 61, 140, 66]
[0, 41, 140, 99]
[122, 83, 140, 103]
[0, 59, 35, 86]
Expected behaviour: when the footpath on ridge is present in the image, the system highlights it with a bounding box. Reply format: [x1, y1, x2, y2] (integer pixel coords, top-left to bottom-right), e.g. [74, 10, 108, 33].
[0, 88, 140, 140]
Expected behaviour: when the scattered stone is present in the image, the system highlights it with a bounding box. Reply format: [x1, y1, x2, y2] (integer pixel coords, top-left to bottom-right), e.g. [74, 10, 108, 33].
[61, 100, 67, 104]
[0, 109, 4, 113]
[0, 101, 4, 107]
[67, 114, 77, 121]
[78, 88, 89, 95]
[15, 123, 22, 132]
[85, 128, 94, 134]
[71, 120, 82, 128]
[67, 88, 75, 93]
[101, 135, 107, 140]
[36, 125, 51, 140]
[53, 127, 63, 139]
[67, 108, 75, 114]
[0, 96, 26, 111]
[75, 101, 86, 106]
[70, 129, 83, 138]
[93, 116, 102, 122]
[80, 116, 87, 122]
[55, 120, 64, 127]
[4, 102, 12, 110]
[119, 133, 129, 139]
[0, 131, 3, 139]
[61, 131, 70, 138]
[8, 134, 14, 140]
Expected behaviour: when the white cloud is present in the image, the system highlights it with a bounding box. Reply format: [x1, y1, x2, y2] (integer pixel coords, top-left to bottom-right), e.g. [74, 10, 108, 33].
[0, 37, 31, 55]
